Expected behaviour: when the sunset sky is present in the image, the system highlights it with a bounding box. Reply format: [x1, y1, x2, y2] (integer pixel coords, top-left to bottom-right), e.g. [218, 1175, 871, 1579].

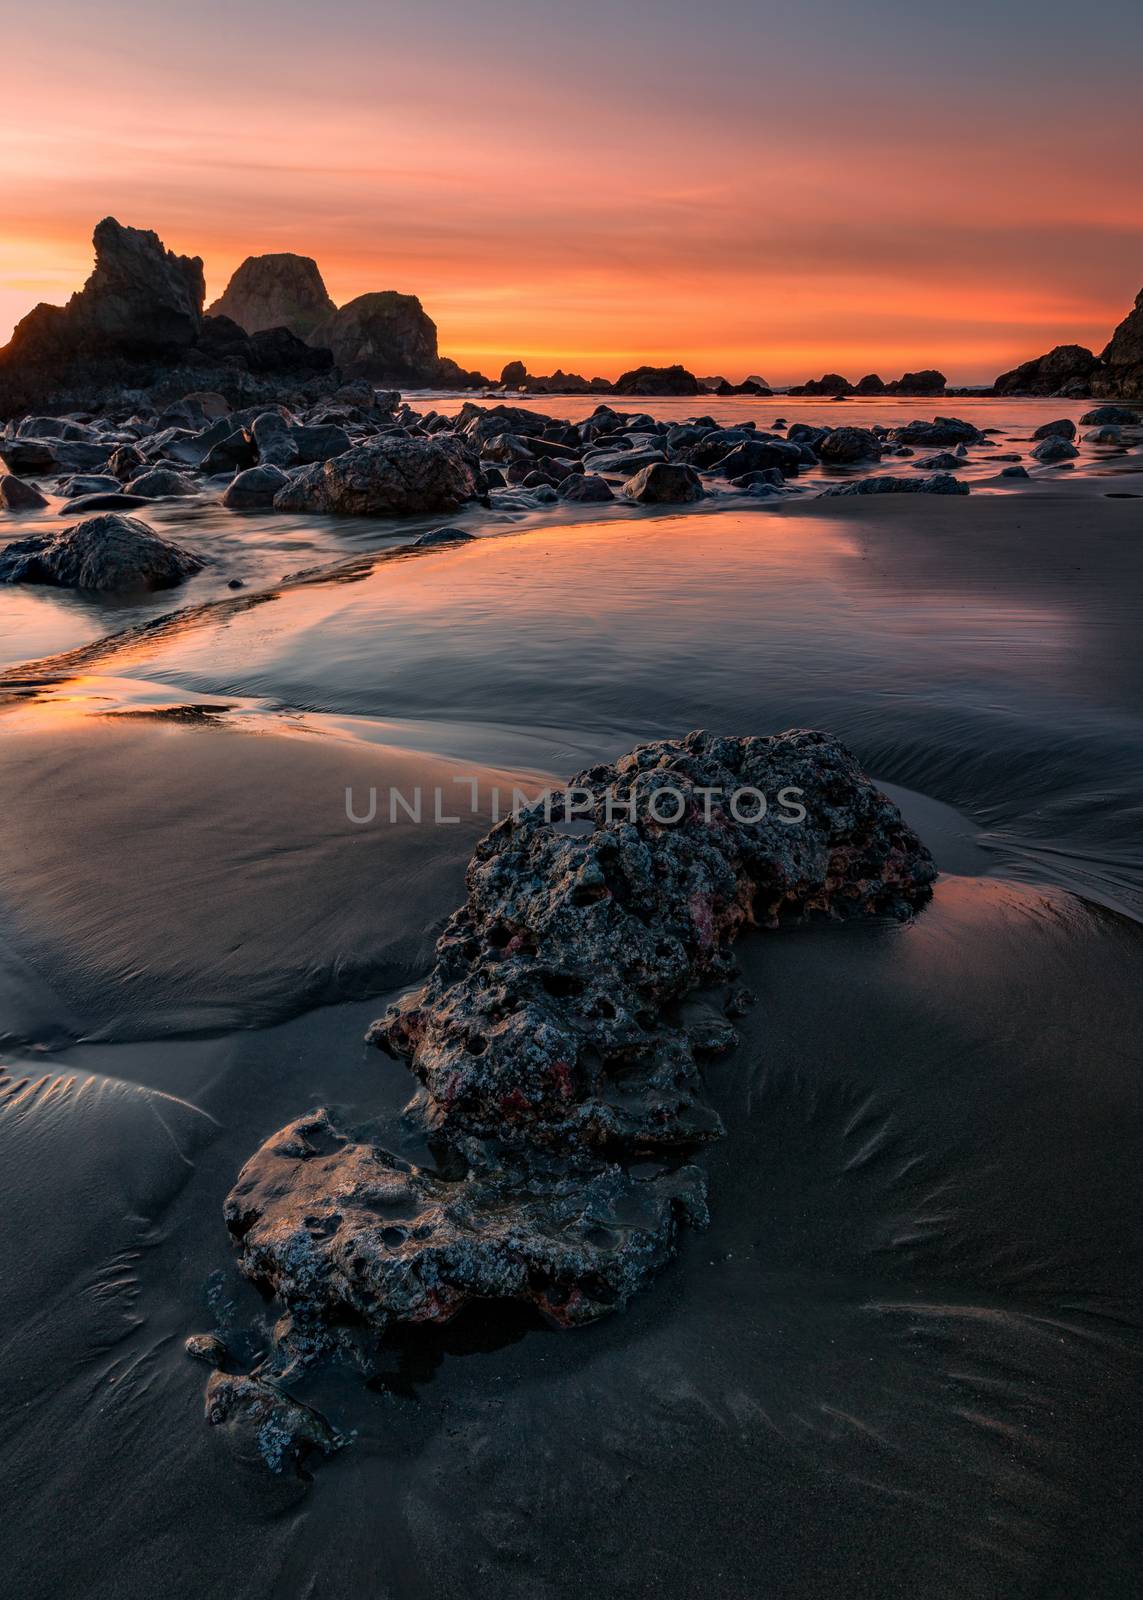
[2, 0, 1141, 383]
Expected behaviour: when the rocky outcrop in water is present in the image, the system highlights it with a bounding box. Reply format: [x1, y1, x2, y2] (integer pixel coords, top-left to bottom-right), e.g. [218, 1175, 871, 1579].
[0, 220, 336, 418]
[0, 512, 204, 590]
[993, 344, 1100, 398]
[207, 254, 336, 339]
[887, 369, 946, 396]
[498, 360, 609, 395]
[1091, 288, 1143, 402]
[308, 292, 488, 388]
[612, 365, 701, 396]
[789, 372, 852, 396]
[204, 730, 935, 1470]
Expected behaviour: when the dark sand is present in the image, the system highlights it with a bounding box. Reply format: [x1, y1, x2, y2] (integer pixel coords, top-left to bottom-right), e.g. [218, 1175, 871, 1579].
[2, 469, 1143, 1598]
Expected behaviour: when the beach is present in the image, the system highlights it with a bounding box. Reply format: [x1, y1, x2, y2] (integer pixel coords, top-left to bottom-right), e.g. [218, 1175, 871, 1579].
[2, 398, 1143, 1597]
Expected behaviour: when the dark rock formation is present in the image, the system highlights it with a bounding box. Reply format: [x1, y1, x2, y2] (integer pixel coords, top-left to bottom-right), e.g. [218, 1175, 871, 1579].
[821, 473, 968, 496]
[0, 220, 336, 418]
[207, 254, 336, 339]
[854, 374, 886, 394]
[790, 373, 851, 396]
[0, 512, 204, 590]
[622, 461, 703, 502]
[5, 217, 203, 363]
[272, 435, 481, 516]
[312, 292, 437, 384]
[816, 427, 883, 464]
[210, 729, 935, 1448]
[558, 472, 615, 503]
[222, 464, 291, 508]
[125, 466, 199, 498]
[1080, 403, 1140, 426]
[1030, 436, 1079, 463]
[886, 370, 946, 395]
[1031, 418, 1076, 441]
[1092, 287, 1143, 402]
[891, 417, 982, 447]
[612, 364, 701, 397]
[993, 344, 1100, 397]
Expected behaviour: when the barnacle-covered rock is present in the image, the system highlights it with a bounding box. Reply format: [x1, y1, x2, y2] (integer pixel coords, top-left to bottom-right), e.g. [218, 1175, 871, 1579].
[215, 729, 935, 1458]
[371, 729, 936, 1150]
[224, 1108, 707, 1333]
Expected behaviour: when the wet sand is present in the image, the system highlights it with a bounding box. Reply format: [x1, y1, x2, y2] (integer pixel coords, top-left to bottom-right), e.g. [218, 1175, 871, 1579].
[2, 457, 1143, 1597]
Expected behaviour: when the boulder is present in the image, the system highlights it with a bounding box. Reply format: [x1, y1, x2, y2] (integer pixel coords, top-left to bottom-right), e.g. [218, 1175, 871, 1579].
[202, 429, 257, 474]
[206, 254, 336, 339]
[125, 466, 199, 497]
[1080, 404, 1140, 426]
[1000, 465, 1030, 478]
[854, 373, 886, 394]
[249, 410, 298, 469]
[0, 438, 57, 474]
[1030, 436, 1079, 463]
[891, 417, 982, 447]
[1031, 418, 1076, 441]
[611, 364, 702, 397]
[622, 462, 703, 503]
[0, 512, 204, 590]
[558, 473, 615, 503]
[289, 423, 352, 464]
[1084, 426, 1125, 445]
[993, 344, 1100, 397]
[56, 473, 124, 498]
[0, 474, 49, 510]
[815, 427, 883, 464]
[272, 435, 480, 516]
[222, 464, 291, 509]
[500, 359, 528, 387]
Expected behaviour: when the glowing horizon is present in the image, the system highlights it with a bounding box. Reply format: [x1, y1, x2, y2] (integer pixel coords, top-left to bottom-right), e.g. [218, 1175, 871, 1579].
[2, 0, 1141, 385]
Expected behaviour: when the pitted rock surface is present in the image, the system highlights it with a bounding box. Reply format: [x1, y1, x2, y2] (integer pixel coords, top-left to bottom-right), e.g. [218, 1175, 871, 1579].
[211, 731, 935, 1461]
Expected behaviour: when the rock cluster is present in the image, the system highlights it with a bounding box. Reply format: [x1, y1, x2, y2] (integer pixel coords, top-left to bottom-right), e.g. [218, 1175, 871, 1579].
[2, 397, 998, 576]
[789, 370, 947, 397]
[204, 730, 936, 1470]
[993, 344, 1100, 398]
[0, 220, 334, 417]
